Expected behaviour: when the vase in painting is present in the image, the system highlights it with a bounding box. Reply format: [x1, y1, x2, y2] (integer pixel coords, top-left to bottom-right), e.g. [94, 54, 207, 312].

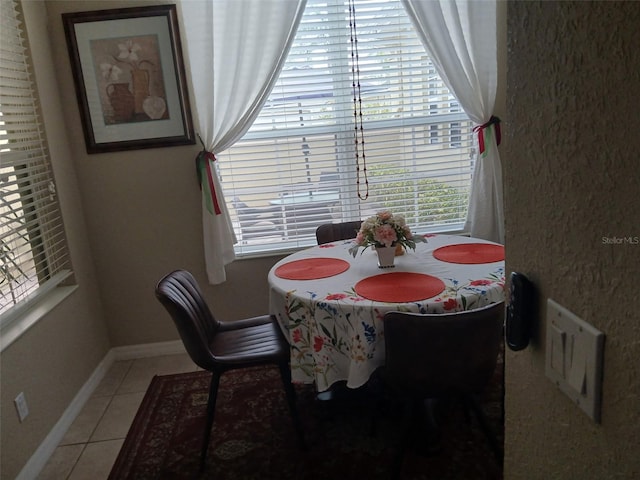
[131, 69, 150, 115]
[106, 83, 134, 123]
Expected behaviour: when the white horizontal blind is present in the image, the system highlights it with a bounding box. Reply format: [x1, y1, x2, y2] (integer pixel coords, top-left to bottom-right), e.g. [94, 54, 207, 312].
[217, 0, 473, 255]
[0, 0, 72, 319]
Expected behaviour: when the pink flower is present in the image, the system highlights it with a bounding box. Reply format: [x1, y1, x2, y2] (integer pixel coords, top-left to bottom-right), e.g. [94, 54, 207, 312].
[373, 224, 398, 247]
[378, 210, 393, 221]
[326, 293, 348, 300]
[470, 279, 492, 286]
[319, 244, 335, 248]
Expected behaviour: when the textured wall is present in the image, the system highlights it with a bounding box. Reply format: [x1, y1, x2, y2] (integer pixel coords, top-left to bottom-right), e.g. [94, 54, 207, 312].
[504, 1, 640, 478]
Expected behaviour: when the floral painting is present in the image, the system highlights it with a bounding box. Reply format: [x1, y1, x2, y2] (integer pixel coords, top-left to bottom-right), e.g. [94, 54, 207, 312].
[64, 5, 194, 152]
[90, 35, 168, 125]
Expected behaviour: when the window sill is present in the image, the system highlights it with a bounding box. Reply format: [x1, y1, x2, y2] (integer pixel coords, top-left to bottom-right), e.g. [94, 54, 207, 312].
[0, 285, 78, 353]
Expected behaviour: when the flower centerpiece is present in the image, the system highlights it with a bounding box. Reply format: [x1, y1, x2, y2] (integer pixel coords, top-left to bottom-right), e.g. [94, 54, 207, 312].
[348, 210, 427, 259]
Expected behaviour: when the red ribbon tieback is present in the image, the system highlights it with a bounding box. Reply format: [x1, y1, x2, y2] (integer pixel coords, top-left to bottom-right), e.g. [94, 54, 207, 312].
[473, 116, 501, 154]
[195, 150, 222, 215]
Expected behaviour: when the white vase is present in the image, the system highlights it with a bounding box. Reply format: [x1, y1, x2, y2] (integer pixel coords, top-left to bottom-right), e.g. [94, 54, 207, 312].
[376, 245, 396, 268]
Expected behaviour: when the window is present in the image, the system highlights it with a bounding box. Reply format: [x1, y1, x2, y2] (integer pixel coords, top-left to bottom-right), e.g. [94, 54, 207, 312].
[450, 122, 462, 148]
[217, 0, 473, 256]
[0, 0, 72, 321]
[429, 125, 439, 144]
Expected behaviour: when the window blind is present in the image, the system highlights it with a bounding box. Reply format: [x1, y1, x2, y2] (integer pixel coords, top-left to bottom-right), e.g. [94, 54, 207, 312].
[0, 0, 72, 319]
[217, 0, 473, 256]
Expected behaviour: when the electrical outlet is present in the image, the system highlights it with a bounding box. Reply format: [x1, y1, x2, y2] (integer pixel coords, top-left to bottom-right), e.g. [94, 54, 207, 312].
[15, 392, 29, 422]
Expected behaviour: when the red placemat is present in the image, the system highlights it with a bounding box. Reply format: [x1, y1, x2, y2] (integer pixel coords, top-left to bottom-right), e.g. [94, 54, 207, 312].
[354, 272, 445, 303]
[433, 243, 505, 264]
[275, 258, 350, 280]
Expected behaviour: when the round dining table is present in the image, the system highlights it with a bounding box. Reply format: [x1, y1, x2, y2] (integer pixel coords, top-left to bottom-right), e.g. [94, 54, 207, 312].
[268, 233, 506, 392]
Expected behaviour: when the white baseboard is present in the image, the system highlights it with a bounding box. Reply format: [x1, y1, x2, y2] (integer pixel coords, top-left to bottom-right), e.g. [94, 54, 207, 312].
[17, 340, 187, 480]
[111, 339, 185, 360]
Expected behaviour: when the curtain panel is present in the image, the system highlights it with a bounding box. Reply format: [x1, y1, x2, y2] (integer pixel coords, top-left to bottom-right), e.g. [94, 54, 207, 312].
[181, 0, 306, 284]
[402, 0, 504, 243]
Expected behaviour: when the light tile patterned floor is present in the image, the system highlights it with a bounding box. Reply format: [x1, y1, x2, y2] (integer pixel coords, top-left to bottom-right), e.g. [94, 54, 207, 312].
[38, 353, 199, 480]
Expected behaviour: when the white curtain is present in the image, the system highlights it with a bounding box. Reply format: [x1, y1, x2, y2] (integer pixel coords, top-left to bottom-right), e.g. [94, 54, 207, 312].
[181, 0, 306, 283]
[402, 0, 504, 243]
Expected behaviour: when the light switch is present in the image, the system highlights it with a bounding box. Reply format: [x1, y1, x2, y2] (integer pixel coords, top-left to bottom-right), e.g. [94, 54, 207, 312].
[567, 334, 587, 394]
[549, 324, 566, 377]
[545, 299, 605, 423]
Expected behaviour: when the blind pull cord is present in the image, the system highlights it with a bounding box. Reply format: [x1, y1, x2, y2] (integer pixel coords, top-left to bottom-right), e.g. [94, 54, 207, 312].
[349, 0, 368, 200]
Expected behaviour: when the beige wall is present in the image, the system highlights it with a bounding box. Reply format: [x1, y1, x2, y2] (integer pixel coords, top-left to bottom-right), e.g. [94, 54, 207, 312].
[0, 1, 110, 478]
[44, 0, 284, 347]
[504, 1, 640, 478]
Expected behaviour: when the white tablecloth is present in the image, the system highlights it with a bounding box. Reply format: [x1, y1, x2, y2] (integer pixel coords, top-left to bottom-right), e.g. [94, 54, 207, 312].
[268, 234, 505, 391]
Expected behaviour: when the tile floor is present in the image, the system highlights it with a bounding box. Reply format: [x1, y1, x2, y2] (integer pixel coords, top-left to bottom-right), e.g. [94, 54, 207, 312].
[38, 353, 199, 480]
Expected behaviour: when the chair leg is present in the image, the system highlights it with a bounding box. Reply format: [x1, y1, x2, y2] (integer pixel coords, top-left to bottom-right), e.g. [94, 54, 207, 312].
[278, 361, 306, 450]
[466, 394, 503, 464]
[391, 398, 416, 480]
[422, 398, 442, 454]
[368, 378, 385, 438]
[200, 372, 221, 472]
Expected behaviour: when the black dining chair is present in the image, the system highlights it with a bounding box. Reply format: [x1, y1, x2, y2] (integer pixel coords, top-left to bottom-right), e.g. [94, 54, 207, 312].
[381, 302, 505, 478]
[155, 269, 305, 471]
[315, 220, 362, 245]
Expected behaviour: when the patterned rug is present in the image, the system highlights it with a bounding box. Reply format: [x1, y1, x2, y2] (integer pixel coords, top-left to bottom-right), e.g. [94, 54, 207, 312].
[109, 362, 503, 480]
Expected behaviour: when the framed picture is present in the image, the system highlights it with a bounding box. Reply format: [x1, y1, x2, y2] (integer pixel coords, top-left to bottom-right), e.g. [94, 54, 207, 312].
[63, 5, 195, 153]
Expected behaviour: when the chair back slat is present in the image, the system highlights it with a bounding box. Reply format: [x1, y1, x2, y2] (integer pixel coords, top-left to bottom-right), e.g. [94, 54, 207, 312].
[156, 270, 219, 370]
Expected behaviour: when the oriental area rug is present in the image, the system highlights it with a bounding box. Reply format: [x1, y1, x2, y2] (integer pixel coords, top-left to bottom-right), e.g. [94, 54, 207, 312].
[109, 361, 504, 480]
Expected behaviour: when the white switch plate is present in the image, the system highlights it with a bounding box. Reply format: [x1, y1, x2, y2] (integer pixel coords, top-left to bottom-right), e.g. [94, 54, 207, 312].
[545, 299, 605, 423]
[14, 392, 29, 422]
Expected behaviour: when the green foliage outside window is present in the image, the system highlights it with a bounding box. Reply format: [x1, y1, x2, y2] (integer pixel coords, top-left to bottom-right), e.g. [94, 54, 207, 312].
[367, 164, 469, 226]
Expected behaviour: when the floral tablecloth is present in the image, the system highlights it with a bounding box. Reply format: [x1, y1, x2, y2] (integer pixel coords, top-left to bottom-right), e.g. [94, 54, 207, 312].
[268, 234, 505, 392]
